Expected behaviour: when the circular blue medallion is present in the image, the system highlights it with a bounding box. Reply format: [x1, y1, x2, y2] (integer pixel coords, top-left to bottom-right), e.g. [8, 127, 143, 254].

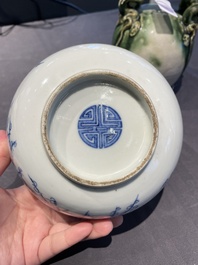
[78, 105, 122, 149]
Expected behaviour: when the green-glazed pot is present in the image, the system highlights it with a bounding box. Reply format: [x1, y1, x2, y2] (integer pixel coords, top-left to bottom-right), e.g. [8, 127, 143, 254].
[112, 0, 198, 87]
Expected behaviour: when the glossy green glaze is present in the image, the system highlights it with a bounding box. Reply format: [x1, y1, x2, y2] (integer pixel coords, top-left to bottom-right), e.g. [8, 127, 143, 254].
[112, 0, 198, 86]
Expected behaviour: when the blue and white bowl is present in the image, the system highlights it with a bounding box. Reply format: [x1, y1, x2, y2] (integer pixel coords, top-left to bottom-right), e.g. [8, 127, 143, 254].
[7, 44, 183, 218]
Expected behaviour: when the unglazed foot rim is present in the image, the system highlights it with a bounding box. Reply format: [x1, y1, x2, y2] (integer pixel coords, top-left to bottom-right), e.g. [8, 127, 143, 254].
[41, 70, 158, 187]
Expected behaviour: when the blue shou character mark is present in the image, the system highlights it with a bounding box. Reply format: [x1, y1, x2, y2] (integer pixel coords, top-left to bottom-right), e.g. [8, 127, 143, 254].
[78, 104, 122, 149]
[28, 175, 57, 206]
[7, 121, 17, 151]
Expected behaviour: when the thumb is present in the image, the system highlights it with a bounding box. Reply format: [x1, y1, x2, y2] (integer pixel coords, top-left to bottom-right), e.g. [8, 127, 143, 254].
[0, 130, 11, 176]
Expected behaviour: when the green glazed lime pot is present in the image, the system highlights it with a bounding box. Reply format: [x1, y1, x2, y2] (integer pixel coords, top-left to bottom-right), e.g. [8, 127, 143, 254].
[112, 0, 198, 87]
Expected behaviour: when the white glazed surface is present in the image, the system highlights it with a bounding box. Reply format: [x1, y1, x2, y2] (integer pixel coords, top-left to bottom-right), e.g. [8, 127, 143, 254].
[7, 44, 183, 218]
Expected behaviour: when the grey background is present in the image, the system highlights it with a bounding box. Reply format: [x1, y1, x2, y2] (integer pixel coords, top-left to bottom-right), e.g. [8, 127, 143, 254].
[0, 0, 118, 25]
[1, 1, 198, 264]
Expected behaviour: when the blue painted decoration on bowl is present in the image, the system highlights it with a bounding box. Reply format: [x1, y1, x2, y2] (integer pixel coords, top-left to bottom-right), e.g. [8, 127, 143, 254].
[78, 104, 123, 149]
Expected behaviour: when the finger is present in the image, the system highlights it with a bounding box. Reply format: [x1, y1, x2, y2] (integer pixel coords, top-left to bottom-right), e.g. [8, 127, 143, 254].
[0, 130, 11, 176]
[86, 219, 114, 240]
[112, 216, 123, 228]
[86, 216, 123, 240]
[38, 222, 93, 263]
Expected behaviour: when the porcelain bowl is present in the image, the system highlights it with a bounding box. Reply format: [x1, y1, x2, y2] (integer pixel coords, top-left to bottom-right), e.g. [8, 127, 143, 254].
[7, 44, 183, 218]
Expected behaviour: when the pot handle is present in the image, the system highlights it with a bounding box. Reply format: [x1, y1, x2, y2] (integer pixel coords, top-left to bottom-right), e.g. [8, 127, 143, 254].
[118, 0, 144, 15]
[182, 3, 198, 26]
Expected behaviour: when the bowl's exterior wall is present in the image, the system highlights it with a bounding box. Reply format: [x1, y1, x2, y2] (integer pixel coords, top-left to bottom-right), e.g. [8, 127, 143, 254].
[7, 44, 183, 218]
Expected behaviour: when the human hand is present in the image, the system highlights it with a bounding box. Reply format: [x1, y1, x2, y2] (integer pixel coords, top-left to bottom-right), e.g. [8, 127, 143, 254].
[0, 130, 123, 265]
